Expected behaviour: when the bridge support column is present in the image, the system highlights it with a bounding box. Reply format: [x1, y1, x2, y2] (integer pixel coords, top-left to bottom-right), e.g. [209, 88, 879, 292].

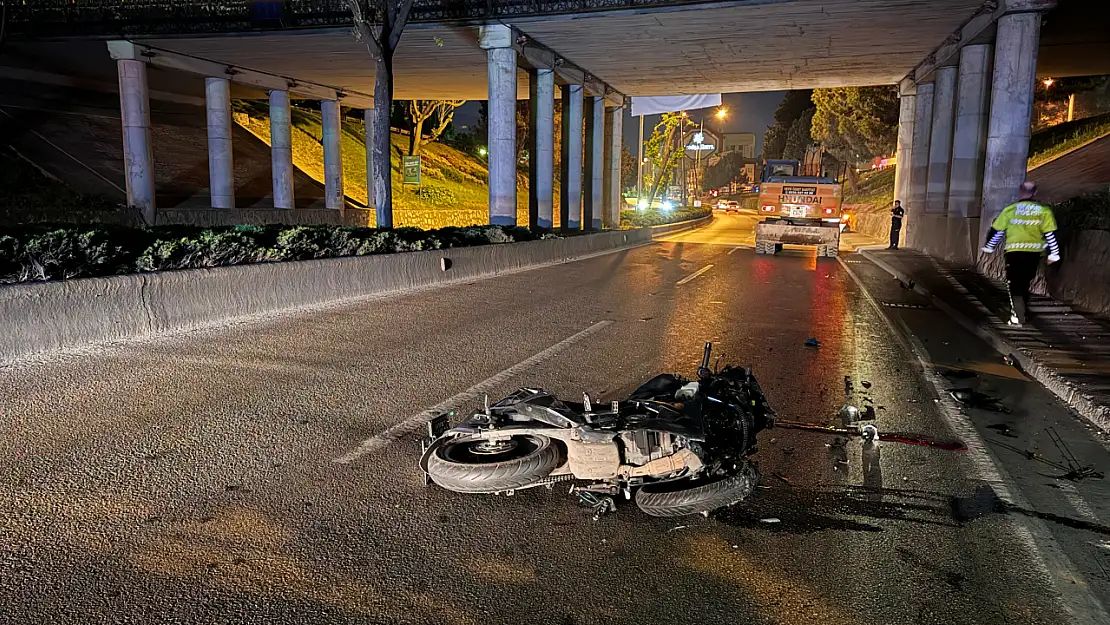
[528, 68, 555, 229]
[922, 65, 957, 256]
[321, 99, 344, 210]
[112, 54, 156, 223]
[584, 96, 605, 230]
[269, 90, 295, 209]
[979, 8, 1046, 250]
[603, 105, 624, 229]
[364, 107, 375, 214]
[893, 91, 916, 212]
[905, 81, 933, 249]
[481, 25, 518, 226]
[560, 84, 584, 230]
[205, 77, 235, 209]
[946, 44, 992, 266]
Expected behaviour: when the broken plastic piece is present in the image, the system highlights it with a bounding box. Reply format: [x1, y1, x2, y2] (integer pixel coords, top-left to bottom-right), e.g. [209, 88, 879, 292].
[760, 517, 781, 524]
[804, 338, 821, 348]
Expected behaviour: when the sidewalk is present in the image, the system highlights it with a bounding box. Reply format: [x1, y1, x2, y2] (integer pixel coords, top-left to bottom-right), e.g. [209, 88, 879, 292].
[858, 248, 1110, 432]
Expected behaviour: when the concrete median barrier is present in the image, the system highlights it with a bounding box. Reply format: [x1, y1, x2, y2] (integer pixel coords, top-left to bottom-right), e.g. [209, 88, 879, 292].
[0, 218, 708, 362]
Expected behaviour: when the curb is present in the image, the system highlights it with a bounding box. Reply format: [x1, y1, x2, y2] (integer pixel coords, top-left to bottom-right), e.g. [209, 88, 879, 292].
[858, 248, 1110, 433]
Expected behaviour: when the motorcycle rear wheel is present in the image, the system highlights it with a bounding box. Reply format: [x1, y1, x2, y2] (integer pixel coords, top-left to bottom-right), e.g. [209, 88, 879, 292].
[635, 467, 758, 517]
[427, 435, 561, 494]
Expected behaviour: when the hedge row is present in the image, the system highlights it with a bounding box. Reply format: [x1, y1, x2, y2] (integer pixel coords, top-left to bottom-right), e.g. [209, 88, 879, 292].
[0, 223, 557, 284]
[621, 205, 711, 228]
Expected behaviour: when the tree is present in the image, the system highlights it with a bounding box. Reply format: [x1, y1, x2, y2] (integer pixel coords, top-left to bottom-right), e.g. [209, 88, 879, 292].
[763, 90, 814, 160]
[348, 0, 417, 228]
[407, 100, 466, 155]
[642, 112, 696, 207]
[620, 146, 636, 192]
[782, 108, 814, 161]
[763, 124, 789, 160]
[810, 86, 899, 190]
[702, 152, 747, 191]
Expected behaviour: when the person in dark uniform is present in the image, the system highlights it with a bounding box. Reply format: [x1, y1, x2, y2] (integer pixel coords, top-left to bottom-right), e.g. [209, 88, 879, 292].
[889, 200, 905, 249]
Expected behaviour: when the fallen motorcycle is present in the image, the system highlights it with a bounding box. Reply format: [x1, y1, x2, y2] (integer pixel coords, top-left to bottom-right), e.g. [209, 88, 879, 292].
[419, 342, 775, 518]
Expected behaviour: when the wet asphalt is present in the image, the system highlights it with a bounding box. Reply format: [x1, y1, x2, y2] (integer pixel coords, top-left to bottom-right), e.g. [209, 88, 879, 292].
[1, 215, 1107, 624]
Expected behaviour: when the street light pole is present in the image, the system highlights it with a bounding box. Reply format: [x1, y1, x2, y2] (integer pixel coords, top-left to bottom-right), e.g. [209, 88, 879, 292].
[636, 115, 644, 201]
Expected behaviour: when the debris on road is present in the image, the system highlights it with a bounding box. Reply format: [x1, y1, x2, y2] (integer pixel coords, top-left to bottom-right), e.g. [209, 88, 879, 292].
[805, 338, 821, 348]
[985, 423, 1018, 438]
[949, 388, 1010, 413]
[861, 381, 873, 389]
[667, 525, 689, 533]
[760, 517, 782, 524]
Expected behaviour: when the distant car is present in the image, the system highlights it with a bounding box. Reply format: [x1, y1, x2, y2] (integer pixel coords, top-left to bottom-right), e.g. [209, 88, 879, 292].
[726, 200, 741, 214]
[715, 200, 729, 211]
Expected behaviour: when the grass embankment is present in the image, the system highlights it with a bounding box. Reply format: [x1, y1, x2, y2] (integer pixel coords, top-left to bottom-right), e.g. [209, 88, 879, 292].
[0, 148, 126, 224]
[843, 167, 896, 210]
[1028, 112, 1110, 170]
[233, 102, 539, 228]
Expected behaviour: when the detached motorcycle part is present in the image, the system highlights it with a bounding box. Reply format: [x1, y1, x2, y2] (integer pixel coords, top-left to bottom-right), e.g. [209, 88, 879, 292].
[635, 464, 759, 518]
[774, 420, 966, 452]
[426, 434, 562, 493]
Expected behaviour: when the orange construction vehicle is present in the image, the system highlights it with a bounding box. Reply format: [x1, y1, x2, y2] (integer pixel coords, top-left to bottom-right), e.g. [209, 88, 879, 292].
[754, 160, 844, 257]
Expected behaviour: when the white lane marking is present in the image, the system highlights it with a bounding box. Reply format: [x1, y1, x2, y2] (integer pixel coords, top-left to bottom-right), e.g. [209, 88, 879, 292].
[676, 264, 714, 285]
[1059, 482, 1101, 524]
[728, 245, 753, 255]
[333, 320, 613, 464]
[839, 257, 1109, 624]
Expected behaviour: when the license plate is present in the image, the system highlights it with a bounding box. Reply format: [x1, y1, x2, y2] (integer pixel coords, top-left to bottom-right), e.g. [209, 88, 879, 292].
[789, 207, 807, 218]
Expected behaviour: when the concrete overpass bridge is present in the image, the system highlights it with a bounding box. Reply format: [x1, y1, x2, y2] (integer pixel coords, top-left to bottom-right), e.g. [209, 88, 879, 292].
[6, 0, 1109, 259]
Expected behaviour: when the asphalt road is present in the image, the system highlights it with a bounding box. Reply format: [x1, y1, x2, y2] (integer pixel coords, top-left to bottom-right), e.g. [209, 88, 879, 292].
[2, 215, 1108, 624]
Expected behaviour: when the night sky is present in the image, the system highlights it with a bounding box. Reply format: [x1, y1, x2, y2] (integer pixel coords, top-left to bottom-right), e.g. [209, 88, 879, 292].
[453, 90, 786, 157]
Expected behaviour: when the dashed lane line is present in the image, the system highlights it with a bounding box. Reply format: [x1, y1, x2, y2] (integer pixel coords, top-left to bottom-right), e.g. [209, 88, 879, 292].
[676, 264, 714, 285]
[333, 320, 613, 464]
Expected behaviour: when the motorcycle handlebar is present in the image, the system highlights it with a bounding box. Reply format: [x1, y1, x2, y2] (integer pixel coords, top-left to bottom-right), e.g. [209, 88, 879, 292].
[698, 342, 713, 378]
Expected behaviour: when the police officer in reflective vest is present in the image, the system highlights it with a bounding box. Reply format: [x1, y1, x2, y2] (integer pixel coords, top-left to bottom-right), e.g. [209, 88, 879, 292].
[981, 181, 1061, 326]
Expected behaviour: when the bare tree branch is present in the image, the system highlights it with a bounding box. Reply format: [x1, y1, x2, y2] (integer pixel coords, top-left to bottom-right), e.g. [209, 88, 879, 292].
[388, 0, 417, 50]
[347, 0, 383, 60]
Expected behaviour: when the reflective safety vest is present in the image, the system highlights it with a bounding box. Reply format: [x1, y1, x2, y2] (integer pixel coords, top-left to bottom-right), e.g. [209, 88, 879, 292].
[992, 200, 1057, 252]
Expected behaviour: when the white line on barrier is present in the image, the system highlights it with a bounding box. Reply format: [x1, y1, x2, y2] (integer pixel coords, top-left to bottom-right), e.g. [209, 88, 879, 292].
[333, 320, 614, 464]
[676, 264, 714, 286]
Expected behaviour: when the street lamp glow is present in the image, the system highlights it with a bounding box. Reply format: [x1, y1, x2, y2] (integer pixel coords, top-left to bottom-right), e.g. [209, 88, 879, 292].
[637, 199, 648, 211]
[661, 201, 673, 212]
[478, 146, 487, 156]
[716, 108, 728, 120]
[1043, 77, 1055, 88]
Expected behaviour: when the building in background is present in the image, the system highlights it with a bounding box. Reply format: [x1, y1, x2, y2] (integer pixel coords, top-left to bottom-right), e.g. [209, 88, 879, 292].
[720, 132, 756, 158]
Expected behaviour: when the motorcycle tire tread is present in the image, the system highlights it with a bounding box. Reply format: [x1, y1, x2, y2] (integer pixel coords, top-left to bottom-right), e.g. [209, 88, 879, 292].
[634, 469, 757, 518]
[426, 435, 561, 494]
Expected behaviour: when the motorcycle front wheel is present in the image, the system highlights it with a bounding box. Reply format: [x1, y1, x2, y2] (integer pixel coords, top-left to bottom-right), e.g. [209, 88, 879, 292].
[426, 435, 561, 494]
[635, 467, 758, 517]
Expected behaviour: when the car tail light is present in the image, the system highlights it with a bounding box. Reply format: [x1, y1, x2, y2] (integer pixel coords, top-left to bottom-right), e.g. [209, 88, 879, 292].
[823, 207, 835, 215]
[762, 205, 775, 212]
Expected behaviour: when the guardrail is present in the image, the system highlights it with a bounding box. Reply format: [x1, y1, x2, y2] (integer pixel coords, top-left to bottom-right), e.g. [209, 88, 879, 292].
[10, 0, 720, 38]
